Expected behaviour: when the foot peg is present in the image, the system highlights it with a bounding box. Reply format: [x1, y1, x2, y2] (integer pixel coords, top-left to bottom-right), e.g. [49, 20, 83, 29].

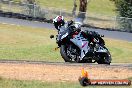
[55, 47, 59, 51]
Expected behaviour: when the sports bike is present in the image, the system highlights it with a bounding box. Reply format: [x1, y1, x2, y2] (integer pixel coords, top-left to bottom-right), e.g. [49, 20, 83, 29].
[50, 22, 112, 65]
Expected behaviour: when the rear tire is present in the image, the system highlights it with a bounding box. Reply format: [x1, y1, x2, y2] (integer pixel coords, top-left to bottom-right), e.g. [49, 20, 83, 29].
[97, 48, 111, 65]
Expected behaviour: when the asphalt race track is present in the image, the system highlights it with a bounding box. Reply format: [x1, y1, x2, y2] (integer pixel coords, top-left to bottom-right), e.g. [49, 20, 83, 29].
[0, 60, 131, 68]
[0, 17, 132, 42]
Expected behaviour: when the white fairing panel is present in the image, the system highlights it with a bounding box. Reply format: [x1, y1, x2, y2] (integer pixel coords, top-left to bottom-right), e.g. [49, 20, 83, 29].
[96, 45, 107, 53]
[70, 32, 90, 60]
[61, 32, 68, 40]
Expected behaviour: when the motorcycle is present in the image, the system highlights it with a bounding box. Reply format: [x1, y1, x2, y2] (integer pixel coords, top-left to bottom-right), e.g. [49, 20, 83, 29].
[50, 22, 112, 65]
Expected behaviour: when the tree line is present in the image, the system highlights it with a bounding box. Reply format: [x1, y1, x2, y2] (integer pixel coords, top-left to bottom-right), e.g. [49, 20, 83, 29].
[111, 0, 132, 18]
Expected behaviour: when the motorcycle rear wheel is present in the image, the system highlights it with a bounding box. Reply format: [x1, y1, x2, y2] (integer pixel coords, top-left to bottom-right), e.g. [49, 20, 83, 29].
[97, 49, 111, 65]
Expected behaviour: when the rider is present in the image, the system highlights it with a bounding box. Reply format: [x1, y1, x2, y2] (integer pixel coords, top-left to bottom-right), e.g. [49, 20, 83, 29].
[53, 16, 65, 30]
[53, 16, 99, 44]
[53, 15, 81, 31]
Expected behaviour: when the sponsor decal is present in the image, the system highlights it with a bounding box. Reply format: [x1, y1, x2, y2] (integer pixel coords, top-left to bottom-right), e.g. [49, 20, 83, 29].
[82, 42, 88, 48]
[79, 68, 131, 86]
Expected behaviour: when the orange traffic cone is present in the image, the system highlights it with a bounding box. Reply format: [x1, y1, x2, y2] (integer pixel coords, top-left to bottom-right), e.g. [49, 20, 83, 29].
[81, 68, 88, 78]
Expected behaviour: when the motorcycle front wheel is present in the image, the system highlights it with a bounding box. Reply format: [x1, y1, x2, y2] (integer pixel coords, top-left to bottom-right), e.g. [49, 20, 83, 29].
[60, 45, 81, 63]
[60, 45, 71, 62]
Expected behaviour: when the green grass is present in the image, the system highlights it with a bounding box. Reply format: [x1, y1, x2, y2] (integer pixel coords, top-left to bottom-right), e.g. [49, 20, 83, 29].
[0, 23, 62, 62]
[0, 23, 132, 63]
[38, 0, 116, 16]
[12, 0, 116, 16]
[87, 0, 116, 16]
[0, 77, 132, 88]
[105, 39, 132, 63]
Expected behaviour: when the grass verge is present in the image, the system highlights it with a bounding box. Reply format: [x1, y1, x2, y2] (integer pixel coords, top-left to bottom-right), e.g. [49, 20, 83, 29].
[36, 0, 116, 16]
[12, 0, 116, 16]
[0, 23, 61, 62]
[0, 23, 131, 63]
[105, 38, 132, 63]
[0, 77, 132, 88]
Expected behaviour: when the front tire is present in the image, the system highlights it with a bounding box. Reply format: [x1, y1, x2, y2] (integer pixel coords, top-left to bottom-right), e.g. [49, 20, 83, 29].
[60, 45, 73, 62]
[60, 45, 81, 63]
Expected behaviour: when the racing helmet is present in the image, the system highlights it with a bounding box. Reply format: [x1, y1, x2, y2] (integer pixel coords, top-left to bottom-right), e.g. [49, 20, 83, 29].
[53, 16, 65, 29]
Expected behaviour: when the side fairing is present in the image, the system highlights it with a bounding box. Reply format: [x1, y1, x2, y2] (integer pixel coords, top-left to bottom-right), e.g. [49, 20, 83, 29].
[70, 32, 90, 60]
